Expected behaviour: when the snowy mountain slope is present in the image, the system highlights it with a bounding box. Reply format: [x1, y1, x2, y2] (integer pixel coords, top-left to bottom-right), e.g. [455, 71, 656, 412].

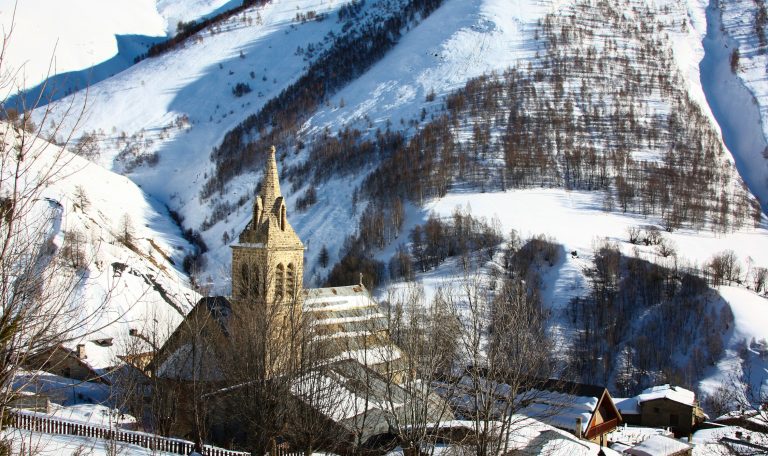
[0, 0, 164, 91]
[302, 0, 545, 137]
[0, 0, 249, 104]
[33, 0, 430, 287]
[22, 0, 768, 401]
[0, 122, 197, 370]
[35, 0, 765, 278]
[719, 0, 768, 139]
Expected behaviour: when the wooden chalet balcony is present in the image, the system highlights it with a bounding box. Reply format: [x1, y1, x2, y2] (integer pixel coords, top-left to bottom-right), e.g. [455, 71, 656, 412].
[586, 418, 619, 439]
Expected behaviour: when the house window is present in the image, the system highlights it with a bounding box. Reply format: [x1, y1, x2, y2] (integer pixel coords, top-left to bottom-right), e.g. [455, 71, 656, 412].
[653, 407, 660, 413]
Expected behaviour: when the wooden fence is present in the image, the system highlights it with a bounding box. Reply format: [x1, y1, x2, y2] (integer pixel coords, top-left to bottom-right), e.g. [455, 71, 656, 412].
[9, 409, 250, 456]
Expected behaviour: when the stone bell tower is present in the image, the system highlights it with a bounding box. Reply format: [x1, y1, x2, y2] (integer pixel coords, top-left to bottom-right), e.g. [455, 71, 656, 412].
[231, 146, 304, 307]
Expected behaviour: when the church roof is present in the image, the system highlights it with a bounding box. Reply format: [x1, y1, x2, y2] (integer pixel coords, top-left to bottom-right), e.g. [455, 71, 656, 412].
[304, 285, 407, 374]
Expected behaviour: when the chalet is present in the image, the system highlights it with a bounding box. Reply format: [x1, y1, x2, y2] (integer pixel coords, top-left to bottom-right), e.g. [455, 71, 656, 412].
[614, 385, 706, 438]
[25, 343, 109, 385]
[520, 379, 622, 445]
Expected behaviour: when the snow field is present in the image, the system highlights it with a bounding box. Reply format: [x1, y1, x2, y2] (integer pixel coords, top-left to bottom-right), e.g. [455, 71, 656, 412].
[0, 0, 166, 91]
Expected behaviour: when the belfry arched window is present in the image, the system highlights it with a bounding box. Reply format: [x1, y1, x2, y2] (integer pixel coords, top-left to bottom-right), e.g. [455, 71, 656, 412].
[276, 263, 285, 299]
[286, 263, 295, 296]
[240, 263, 260, 298]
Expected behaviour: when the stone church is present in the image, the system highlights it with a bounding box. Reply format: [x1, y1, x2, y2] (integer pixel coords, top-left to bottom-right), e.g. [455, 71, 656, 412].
[150, 147, 439, 452]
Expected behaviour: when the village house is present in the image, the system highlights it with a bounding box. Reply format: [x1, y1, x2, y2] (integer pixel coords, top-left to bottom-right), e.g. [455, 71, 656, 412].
[518, 379, 622, 445]
[614, 384, 707, 438]
[25, 342, 110, 386]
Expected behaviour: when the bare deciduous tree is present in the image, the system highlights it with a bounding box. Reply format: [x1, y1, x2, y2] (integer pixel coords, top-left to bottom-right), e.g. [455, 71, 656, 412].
[0, 5, 116, 438]
[433, 271, 569, 456]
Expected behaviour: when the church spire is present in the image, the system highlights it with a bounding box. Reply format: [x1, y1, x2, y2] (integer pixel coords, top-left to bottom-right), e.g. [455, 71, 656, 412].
[261, 145, 282, 205]
[233, 146, 304, 305]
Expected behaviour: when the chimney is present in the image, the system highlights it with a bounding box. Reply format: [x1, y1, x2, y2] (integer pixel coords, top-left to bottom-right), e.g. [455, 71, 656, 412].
[359, 273, 364, 287]
[76, 344, 87, 359]
[575, 417, 583, 439]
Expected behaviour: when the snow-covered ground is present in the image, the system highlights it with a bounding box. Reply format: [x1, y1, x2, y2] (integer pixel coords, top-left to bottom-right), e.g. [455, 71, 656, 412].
[700, 285, 768, 403]
[692, 424, 768, 455]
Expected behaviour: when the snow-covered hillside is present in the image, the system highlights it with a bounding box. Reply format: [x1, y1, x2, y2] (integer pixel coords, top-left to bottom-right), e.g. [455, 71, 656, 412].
[0, 122, 197, 370]
[699, 0, 768, 208]
[389, 189, 768, 399]
[21, 0, 768, 404]
[0, 0, 245, 102]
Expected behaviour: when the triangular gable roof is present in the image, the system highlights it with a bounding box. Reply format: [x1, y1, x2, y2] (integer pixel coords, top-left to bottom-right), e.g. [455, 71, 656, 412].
[149, 296, 232, 376]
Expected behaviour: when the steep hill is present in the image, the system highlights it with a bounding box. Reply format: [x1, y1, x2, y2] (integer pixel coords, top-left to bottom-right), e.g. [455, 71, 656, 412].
[21, 0, 768, 402]
[0, 121, 198, 370]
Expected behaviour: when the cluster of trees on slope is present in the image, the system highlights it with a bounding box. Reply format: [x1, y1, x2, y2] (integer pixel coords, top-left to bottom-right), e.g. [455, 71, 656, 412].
[364, 0, 761, 233]
[200, 0, 444, 202]
[326, 205, 504, 288]
[753, 0, 768, 51]
[567, 239, 733, 396]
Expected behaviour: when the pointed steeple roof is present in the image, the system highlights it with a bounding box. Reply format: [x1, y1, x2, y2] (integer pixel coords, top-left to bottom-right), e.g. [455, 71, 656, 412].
[236, 146, 303, 250]
[261, 146, 282, 204]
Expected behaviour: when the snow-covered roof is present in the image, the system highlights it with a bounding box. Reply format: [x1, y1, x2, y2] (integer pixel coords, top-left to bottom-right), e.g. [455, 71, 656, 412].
[614, 397, 640, 415]
[291, 359, 451, 441]
[636, 384, 696, 407]
[304, 285, 370, 302]
[500, 415, 623, 456]
[607, 425, 672, 446]
[519, 389, 599, 433]
[624, 435, 690, 456]
[433, 376, 609, 434]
